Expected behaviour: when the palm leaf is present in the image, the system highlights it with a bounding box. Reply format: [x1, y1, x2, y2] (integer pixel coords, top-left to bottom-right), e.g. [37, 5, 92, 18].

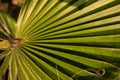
[0, 0, 120, 80]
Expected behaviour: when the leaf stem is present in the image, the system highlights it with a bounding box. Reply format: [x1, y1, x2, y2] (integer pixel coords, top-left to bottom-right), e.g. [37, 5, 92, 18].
[0, 40, 11, 50]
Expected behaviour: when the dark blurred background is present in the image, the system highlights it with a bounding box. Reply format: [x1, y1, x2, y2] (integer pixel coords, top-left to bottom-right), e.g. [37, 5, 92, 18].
[0, 0, 24, 19]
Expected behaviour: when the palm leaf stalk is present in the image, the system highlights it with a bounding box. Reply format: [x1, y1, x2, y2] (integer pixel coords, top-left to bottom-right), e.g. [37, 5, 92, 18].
[0, 0, 120, 80]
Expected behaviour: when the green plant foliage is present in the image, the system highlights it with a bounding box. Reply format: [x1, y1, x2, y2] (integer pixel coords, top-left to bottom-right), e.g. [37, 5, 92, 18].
[0, 0, 120, 80]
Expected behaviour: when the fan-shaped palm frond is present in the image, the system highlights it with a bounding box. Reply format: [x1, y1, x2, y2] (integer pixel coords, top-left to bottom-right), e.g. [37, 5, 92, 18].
[0, 0, 120, 80]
